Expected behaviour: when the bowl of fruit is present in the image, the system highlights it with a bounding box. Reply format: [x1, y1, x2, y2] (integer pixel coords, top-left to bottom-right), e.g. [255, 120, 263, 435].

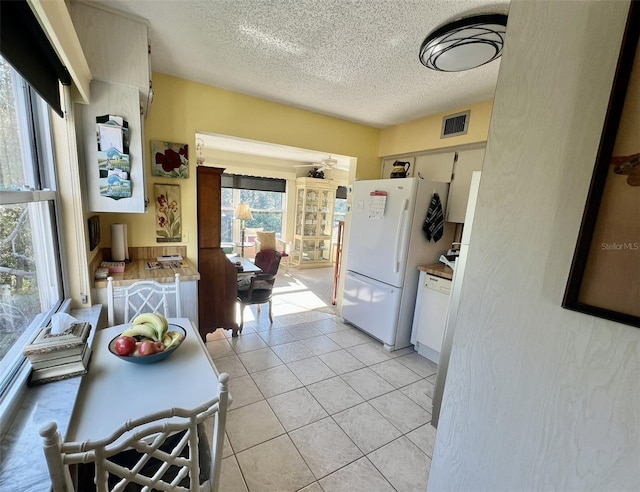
[108, 313, 186, 364]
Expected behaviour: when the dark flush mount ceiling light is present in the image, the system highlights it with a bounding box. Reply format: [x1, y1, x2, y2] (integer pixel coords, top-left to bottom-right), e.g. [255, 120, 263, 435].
[419, 14, 508, 72]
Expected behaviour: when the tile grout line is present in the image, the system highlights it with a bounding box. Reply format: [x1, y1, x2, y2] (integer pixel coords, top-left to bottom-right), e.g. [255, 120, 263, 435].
[210, 273, 437, 491]
[223, 348, 434, 489]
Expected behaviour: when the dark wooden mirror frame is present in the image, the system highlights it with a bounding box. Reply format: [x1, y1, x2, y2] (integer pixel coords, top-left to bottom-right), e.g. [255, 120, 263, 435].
[563, 1, 640, 328]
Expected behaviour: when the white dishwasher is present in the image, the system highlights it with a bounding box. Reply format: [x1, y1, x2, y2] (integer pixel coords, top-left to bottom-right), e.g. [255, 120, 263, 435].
[410, 271, 452, 364]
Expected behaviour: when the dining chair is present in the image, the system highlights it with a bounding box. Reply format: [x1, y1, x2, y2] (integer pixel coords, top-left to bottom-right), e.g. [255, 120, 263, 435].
[40, 373, 230, 492]
[236, 249, 282, 332]
[107, 273, 182, 326]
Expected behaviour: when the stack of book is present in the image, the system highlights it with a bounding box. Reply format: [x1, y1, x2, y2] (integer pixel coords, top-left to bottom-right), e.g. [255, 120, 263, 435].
[23, 322, 92, 385]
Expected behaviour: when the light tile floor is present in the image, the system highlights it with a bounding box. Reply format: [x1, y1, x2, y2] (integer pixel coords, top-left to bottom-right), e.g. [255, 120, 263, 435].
[206, 269, 438, 492]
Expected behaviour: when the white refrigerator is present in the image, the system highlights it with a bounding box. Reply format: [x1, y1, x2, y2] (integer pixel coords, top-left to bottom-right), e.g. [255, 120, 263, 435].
[342, 177, 454, 351]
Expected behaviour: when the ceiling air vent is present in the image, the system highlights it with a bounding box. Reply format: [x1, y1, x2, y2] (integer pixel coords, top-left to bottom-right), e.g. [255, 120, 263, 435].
[441, 110, 470, 138]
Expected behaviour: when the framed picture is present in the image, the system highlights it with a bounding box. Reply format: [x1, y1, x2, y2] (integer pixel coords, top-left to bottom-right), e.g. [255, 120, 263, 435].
[563, 2, 640, 328]
[88, 215, 100, 251]
[154, 184, 182, 243]
[150, 140, 189, 178]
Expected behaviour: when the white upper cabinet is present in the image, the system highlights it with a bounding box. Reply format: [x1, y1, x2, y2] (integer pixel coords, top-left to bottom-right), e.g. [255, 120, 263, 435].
[70, 2, 152, 116]
[380, 147, 484, 223]
[413, 152, 456, 182]
[445, 147, 485, 223]
[77, 80, 147, 213]
[70, 3, 151, 213]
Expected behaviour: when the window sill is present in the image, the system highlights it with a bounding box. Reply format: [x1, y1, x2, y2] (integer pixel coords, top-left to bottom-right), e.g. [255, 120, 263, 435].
[0, 305, 103, 492]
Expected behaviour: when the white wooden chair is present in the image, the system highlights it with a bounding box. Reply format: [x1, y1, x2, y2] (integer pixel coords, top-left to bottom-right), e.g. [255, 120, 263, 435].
[107, 273, 182, 326]
[40, 373, 230, 492]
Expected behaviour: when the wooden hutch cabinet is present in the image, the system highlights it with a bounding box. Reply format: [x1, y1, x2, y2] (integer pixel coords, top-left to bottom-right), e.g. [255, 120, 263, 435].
[197, 167, 239, 339]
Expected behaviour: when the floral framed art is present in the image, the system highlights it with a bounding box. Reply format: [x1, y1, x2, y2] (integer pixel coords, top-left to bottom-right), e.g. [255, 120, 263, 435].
[150, 140, 189, 178]
[154, 184, 182, 243]
[563, 2, 640, 328]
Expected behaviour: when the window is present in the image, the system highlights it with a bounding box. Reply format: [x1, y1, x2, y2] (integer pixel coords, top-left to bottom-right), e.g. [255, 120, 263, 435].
[0, 56, 64, 398]
[221, 174, 287, 246]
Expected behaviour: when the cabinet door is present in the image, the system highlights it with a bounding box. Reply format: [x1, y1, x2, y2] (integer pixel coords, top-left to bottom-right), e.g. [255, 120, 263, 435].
[295, 188, 304, 236]
[197, 167, 223, 249]
[303, 188, 318, 236]
[413, 152, 456, 182]
[446, 148, 485, 223]
[413, 276, 451, 364]
[381, 156, 415, 179]
[78, 81, 146, 213]
[70, 2, 150, 96]
[318, 189, 333, 237]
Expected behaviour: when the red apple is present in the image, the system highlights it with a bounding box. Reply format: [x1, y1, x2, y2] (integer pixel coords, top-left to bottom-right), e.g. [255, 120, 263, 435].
[114, 336, 136, 356]
[153, 341, 166, 353]
[138, 340, 157, 356]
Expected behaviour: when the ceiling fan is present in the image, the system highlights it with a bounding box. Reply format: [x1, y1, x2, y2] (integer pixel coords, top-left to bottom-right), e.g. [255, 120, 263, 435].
[293, 156, 339, 171]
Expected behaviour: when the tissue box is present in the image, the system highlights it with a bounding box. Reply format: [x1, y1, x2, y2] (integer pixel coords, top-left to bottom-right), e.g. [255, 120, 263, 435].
[23, 322, 91, 359]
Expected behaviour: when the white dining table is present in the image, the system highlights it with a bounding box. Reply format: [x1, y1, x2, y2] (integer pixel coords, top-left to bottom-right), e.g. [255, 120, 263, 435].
[66, 318, 220, 443]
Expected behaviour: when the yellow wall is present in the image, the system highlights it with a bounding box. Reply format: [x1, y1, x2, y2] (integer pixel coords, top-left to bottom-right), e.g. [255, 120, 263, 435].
[105, 73, 381, 264]
[102, 75, 494, 266]
[378, 99, 494, 157]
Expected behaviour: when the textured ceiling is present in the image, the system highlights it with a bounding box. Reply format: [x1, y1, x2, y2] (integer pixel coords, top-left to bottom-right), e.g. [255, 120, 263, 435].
[79, 0, 509, 129]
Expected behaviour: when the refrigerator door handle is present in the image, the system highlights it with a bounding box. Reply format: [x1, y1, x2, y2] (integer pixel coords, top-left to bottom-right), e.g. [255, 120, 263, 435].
[393, 199, 409, 273]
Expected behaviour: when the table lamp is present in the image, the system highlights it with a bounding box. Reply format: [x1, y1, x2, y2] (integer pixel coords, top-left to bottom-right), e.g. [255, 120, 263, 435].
[235, 202, 253, 257]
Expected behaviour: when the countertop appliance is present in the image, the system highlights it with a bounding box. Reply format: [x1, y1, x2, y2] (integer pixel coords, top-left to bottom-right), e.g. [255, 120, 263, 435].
[342, 177, 454, 351]
[410, 273, 452, 364]
[432, 170, 481, 426]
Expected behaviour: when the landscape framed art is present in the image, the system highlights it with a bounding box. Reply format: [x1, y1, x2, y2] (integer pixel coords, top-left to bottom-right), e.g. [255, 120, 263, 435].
[563, 2, 640, 328]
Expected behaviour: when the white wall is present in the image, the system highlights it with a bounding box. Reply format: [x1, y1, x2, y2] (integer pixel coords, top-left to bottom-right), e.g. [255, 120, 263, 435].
[428, 1, 640, 490]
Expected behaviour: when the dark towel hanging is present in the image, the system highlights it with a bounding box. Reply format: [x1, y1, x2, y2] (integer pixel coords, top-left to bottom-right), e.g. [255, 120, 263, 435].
[423, 193, 444, 242]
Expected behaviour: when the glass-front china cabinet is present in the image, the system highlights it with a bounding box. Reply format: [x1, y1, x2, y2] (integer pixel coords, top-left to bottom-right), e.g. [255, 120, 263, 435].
[291, 177, 336, 267]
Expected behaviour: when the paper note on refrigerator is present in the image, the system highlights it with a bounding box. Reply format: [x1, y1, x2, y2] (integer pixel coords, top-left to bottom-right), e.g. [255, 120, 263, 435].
[368, 191, 387, 219]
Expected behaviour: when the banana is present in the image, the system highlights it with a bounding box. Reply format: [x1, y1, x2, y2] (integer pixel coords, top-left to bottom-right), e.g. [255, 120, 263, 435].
[142, 322, 162, 340]
[165, 331, 184, 349]
[131, 313, 165, 340]
[153, 312, 169, 340]
[120, 323, 158, 340]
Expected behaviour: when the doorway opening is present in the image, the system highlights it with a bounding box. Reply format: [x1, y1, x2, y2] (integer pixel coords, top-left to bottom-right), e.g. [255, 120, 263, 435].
[195, 132, 358, 311]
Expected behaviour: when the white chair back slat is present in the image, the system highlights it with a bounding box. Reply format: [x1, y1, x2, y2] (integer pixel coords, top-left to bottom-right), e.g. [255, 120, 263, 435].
[107, 273, 182, 326]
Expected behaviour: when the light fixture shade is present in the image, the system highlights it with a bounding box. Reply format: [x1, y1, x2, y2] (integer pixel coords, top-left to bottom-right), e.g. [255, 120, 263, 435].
[419, 14, 508, 72]
[235, 202, 253, 221]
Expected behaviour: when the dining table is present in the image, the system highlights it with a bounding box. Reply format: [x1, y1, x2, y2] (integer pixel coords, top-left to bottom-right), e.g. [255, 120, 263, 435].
[226, 254, 263, 275]
[66, 318, 221, 443]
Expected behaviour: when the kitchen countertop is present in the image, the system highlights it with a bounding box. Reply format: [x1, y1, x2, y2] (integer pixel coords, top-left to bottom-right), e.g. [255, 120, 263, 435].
[418, 263, 454, 280]
[94, 259, 200, 288]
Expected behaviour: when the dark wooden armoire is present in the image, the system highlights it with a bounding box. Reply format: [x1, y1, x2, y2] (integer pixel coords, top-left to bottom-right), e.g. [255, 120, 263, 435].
[197, 166, 239, 340]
